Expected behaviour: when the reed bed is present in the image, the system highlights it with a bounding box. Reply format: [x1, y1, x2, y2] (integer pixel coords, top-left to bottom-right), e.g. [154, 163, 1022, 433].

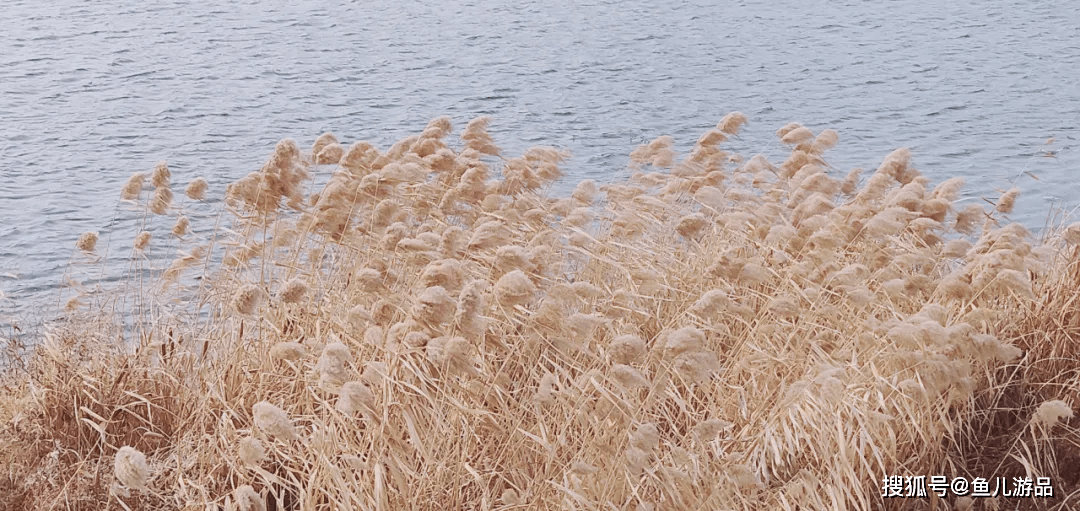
[2, 115, 1079, 510]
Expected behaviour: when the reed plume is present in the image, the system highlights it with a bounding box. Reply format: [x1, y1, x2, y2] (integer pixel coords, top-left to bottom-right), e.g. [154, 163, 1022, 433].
[75, 231, 98, 252]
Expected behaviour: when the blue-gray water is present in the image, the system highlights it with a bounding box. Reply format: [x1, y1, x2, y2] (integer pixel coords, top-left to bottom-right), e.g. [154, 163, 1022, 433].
[1, 0, 1079, 328]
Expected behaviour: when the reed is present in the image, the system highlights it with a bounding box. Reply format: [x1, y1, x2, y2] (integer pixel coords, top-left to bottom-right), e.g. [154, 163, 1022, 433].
[2, 115, 1079, 510]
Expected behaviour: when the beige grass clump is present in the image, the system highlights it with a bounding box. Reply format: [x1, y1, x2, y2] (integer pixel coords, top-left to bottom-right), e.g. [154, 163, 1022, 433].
[75, 231, 99, 252]
[114, 445, 150, 490]
[252, 401, 298, 442]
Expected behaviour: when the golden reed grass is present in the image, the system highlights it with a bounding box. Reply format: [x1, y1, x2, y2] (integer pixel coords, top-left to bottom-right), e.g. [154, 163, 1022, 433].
[2, 115, 1080, 510]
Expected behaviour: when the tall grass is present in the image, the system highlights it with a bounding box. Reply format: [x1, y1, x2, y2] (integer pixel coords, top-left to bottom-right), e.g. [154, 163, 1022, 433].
[2, 115, 1079, 510]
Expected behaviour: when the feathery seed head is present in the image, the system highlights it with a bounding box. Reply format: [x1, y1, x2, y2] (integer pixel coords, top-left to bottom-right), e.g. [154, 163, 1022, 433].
[535, 372, 557, 406]
[717, 112, 748, 135]
[171, 215, 190, 237]
[955, 204, 985, 235]
[767, 297, 800, 319]
[336, 381, 376, 414]
[234, 485, 265, 511]
[185, 177, 209, 200]
[996, 187, 1020, 214]
[609, 334, 647, 364]
[1063, 222, 1080, 245]
[567, 312, 606, 342]
[232, 284, 266, 316]
[114, 446, 150, 490]
[277, 278, 309, 304]
[413, 286, 457, 326]
[121, 172, 146, 200]
[151, 161, 171, 188]
[237, 437, 266, 465]
[813, 129, 839, 151]
[316, 143, 345, 165]
[426, 336, 475, 375]
[150, 186, 173, 215]
[76, 231, 99, 252]
[493, 270, 535, 307]
[781, 127, 814, 145]
[610, 364, 650, 389]
[311, 133, 339, 158]
[133, 230, 151, 251]
[1034, 400, 1073, 429]
[252, 401, 298, 441]
[674, 350, 720, 383]
[931, 176, 965, 202]
[694, 419, 733, 441]
[317, 342, 353, 386]
[666, 327, 705, 355]
[572, 179, 599, 204]
[631, 423, 661, 452]
[942, 238, 972, 258]
[675, 213, 709, 239]
[355, 268, 384, 292]
[775, 122, 803, 139]
[269, 342, 307, 362]
[501, 489, 522, 506]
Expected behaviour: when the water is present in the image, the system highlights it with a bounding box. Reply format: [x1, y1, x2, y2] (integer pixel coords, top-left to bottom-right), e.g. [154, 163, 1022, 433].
[2, 0, 1079, 327]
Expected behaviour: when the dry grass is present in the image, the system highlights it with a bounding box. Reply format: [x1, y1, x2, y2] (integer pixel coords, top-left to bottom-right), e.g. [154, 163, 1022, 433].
[2, 115, 1080, 510]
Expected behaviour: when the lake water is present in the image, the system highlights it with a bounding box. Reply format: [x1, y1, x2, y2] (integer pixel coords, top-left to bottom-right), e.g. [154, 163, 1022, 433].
[1, 0, 1078, 328]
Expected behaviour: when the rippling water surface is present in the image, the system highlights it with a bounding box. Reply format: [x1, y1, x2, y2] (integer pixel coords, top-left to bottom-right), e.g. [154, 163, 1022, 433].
[1, 0, 1078, 325]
